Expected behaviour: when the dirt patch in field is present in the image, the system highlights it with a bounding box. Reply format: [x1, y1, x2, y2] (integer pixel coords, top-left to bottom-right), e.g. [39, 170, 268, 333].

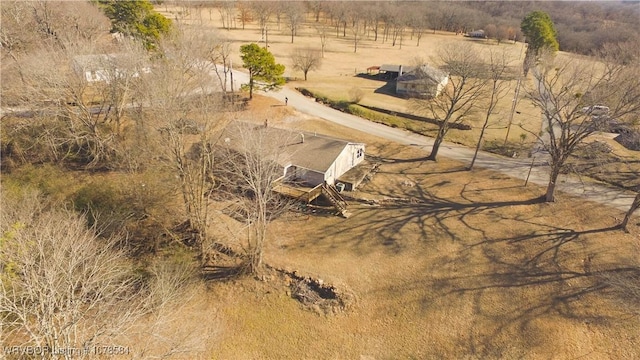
[278, 267, 355, 316]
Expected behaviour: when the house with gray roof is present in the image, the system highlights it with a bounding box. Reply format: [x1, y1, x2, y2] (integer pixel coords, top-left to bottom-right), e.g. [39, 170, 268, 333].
[396, 64, 449, 98]
[219, 122, 365, 188]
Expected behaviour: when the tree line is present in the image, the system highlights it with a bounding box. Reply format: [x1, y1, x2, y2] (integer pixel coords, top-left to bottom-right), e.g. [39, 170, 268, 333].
[187, 1, 639, 56]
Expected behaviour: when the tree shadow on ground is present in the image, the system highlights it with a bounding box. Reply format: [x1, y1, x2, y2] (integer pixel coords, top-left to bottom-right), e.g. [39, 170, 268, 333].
[299, 181, 546, 255]
[365, 154, 467, 175]
[383, 219, 637, 357]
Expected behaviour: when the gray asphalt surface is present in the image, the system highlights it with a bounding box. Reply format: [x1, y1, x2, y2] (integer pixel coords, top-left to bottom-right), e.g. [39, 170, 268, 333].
[238, 70, 636, 212]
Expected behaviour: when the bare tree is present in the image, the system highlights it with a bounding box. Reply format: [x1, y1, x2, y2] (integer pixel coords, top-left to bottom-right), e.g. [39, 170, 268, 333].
[620, 192, 640, 232]
[409, 12, 428, 46]
[315, 24, 330, 58]
[351, 20, 365, 53]
[249, 1, 272, 47]
[469, 49, 514, 169]
[18, 41, 129, 168]
[389, 10, 406, 47]
[215, 122, 294, 275]
[285, 2, 305, 44]
[127, 261, 215, 359]
[523, 51, 640, 202]
[236, 2, 252, 30]
[217, 1, 236, 30]
[0, 190, 209, 359]
[272, 2, 286, 31]
[365, 5, 382, 41]
[0, 191, 144, 358]
[192, 29, 234, 93]
[210, 37, 234, 93]
[140, 29, 229, 262]
[1, 1, 40, 63]
[327, 2, 349, 38]
[496, 25, 510, 44]
[291, 47, 322, 81]
[411, 44, 487, 161]
[95, 42, 150, 139]
[484, 24, 498, 41]
[306, 1, 323, 22]
[1, 1, 110, 105]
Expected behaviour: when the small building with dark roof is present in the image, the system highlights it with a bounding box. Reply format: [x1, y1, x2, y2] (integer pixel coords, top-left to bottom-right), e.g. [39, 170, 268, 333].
[379, 64, 414, 80]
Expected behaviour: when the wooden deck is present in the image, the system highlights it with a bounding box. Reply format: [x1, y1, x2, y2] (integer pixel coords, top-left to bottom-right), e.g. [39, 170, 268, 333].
[272, 182, 323, 203]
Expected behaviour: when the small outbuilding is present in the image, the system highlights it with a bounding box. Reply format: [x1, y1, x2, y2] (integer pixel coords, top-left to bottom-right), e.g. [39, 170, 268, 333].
[379, 64, 411, 80]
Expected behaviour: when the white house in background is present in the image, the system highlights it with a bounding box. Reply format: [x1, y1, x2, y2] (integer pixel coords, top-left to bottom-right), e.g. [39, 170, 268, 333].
[220, 122, 366, 187]
[72, 54, 151, 83]
[396, 64, 449, 98]
[466, 29, 486, 38]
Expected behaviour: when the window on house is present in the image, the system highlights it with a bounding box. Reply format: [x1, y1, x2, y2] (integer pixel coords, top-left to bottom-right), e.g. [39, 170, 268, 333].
[356, 148, 363, 158]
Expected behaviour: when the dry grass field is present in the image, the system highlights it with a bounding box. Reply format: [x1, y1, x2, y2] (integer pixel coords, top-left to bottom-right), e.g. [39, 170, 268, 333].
[165, 5, 639, 190]
[165, 5, 544, 147]
[204, 96, 640, 360]
[151, 6, 640, 359]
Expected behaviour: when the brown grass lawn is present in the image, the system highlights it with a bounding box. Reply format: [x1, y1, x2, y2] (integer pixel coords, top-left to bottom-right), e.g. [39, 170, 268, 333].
[157, 7, 640, 359]
[202, 96, 640, 359]
[163, 5, 543, 147]
[163, 5, 639, 190]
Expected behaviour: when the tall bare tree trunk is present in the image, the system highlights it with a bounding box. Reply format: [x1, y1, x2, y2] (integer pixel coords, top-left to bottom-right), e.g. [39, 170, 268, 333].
[621, 193, 640, 232]
[469, 125, 487, 169]
[545, 166, 561, 202]
[428, 129, 446, 161]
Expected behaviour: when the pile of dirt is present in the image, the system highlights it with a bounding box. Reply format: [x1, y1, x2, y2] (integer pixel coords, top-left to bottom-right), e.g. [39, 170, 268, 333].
[273, 267, 355, 315]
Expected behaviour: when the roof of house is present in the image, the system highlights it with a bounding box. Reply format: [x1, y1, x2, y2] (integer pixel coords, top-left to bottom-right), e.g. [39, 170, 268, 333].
[219, 122, 364, 173]
[397, 64, 448, 83]
[72, 53, 149, 71]
[380, 64, 413, 73]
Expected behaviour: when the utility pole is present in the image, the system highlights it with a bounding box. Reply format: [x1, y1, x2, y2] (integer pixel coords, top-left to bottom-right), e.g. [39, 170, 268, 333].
[504, 40, 526, 146]
[504, 77, 521, 145]
[230, 59, 234, 95]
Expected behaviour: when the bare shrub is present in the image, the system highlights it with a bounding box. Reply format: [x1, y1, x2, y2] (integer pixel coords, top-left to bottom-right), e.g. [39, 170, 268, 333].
[0, 190, 212, 358]
[348, 87, 365, 104]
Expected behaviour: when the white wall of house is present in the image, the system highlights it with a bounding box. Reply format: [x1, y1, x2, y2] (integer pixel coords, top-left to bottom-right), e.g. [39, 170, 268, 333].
[436, 76, 449, 97]
[324, 143, 365, 185]
[84, 70, 109, 82]
[282, 143, 365, 187]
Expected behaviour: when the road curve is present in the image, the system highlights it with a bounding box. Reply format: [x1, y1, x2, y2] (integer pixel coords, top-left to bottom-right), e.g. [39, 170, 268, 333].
[237, 70, 636, 212]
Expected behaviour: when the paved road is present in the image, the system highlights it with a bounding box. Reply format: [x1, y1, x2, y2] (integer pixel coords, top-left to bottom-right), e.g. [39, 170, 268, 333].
[252, 83, 633, 213]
